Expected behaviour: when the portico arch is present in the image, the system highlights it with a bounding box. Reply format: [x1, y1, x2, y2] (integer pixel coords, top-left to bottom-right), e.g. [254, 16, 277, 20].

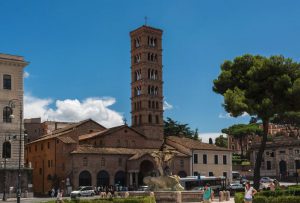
[279, 160, 287, 176]
[97, 170, 109, 187]
[79, 170, 92, 186]
[114, 171, 126, 186]
[138, 160, 155, 185]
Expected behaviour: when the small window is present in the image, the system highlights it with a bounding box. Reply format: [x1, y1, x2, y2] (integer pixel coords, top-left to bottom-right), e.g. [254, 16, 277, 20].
[155, 115, 159, 124]
[214, 155, 218, 164]
[3, 107, 12, 123]
[203, 154, 207, 164]
[223, 172, 227, 177]
[101, 158, 105, 166]
[267, 161, 271, 170]
[83, 157, 88, 166]
[148, 114, 152, 123]
[2, 141, 11, 158]
[193, 171, 199, 176]
[193, 154, 198, 164]
[223, 155, 227, 165]
[180, 159, 184, 168]
[3, 74, 12, 90]
[209, 172, 214, 176]
[295, 149, 300, 154]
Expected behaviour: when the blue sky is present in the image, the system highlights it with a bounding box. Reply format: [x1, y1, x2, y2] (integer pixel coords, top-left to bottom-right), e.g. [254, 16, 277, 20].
[1, 0, 300, 140]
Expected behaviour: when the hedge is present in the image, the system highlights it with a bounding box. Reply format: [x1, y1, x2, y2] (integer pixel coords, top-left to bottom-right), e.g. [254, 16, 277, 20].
[234, 193, 300, 203]
[43, 196, 155, 203]
[257, 188, 300, 197]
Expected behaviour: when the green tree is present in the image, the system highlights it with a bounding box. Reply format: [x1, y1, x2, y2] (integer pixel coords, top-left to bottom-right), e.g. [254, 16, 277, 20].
[272, 111, 300, 137]
[215, 134, 228, 148]
[164, 117, 199, 140]
[213, 54, 300, 189]
[222, 124, 262, 159]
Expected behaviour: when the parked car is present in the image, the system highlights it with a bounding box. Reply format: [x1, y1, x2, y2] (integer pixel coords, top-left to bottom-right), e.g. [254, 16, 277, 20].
[137, 185, 149, 191]
[70, 186, 95, 198]
[260, 177, 274, 183]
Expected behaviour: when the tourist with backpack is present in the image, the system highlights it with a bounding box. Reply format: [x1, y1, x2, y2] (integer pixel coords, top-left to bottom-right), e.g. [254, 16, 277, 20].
[203, 183, 214, 203]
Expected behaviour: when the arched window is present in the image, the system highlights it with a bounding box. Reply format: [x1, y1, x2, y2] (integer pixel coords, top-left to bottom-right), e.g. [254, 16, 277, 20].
[3, 106, 12, 123]
[148, 114, 152, 123]
[156, 102, 159, 109]
[152, 101, 155, 109]
[97, 170, 109, 187]
[2, 141, 11, 158]
[154, 87, 158, 95]
[156, 115, 159, 124]
[134, 116, 137, 125]
[139, 115, 142, 125]
[148, 101, 151, 108]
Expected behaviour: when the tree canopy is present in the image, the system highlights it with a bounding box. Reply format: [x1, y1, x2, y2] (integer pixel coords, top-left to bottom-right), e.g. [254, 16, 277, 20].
[272, 111, 300, 137]
[215, 135, 228, 148]
[164, 117, 199, 140]
[222, 123, 262, 158]
[213, 54, 300, 189]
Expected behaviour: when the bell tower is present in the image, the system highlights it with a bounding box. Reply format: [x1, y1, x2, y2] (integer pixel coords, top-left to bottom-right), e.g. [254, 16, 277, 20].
[130, 25, 163, 141]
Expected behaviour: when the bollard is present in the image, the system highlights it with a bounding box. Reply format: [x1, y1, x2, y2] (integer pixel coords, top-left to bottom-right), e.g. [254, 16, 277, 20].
[223, 190, 228, 201]
[225, 191, 230, 201]
[219, 191, 224, 202]
[124, 191, 129, 198]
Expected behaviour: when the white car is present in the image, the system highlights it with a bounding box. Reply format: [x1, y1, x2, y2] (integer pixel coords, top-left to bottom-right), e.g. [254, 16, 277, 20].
[70, 186, 95, 198]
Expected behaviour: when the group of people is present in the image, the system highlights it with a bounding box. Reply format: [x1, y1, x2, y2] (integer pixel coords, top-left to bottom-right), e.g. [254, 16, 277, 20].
[202, 181, 258, 203]
[49, 188, 64, 203]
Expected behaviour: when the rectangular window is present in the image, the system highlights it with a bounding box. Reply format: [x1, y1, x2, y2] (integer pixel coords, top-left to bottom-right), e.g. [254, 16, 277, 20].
[193, 154, 198, 164]
[48, 160, 50, 168]
[3, 74, 11, 90]
[223, 172, 227, 177]
[193, 171, 199, 176]
[180, 159, 184, 168]
[267, 161, 271, 170]
[214, 155, 218, 164]
[203, 154, 207, 164]
[223, 155, 227, 165]
[209, 172, 214, 176]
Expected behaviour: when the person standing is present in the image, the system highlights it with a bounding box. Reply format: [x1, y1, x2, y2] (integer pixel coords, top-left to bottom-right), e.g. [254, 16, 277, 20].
[203, 183, 214, 203]
[56, 189, 64, 203]
[244, 182, 257, 203]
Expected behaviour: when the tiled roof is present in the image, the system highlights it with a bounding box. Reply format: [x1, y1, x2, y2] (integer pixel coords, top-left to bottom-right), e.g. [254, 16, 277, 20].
[27, 119, 104, 144]
[71, 145, 189, 159]
[57, 136, 77, 144]
[167, 136, 231, 151]
[79, 125, 146, 141]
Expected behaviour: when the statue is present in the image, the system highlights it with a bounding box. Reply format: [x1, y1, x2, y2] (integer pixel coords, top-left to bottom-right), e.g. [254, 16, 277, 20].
[144, 138, 184, 191]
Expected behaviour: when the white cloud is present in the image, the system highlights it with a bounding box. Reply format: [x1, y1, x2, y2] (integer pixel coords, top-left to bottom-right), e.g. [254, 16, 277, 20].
[218, 112, 249, 119]
[24, 94, 124, 128]
[199, 132, 227, 143]
[163, 101, 173, 110]
[23, 71, 30, 78]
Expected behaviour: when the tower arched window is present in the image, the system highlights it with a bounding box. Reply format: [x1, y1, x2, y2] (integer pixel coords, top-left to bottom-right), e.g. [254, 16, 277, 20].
[148, 101, 151, 108]
[134, 116, 137, 125]
[151, 86, 155, 95]
[155, 115, 159, 124]
[155, 70, 158, 80]
[135, 38, 140, 48]
[154, 87, 158, 95]
[139, 115, 142, 125]
[148, 114, 152, 124]
[2, 141, 11, 158]
[156, 102, 159, 109]
[3, 106, 12, 123]
[152, 101, 155, 109]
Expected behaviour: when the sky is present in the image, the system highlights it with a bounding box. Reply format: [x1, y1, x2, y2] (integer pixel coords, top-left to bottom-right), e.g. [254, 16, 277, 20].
[1, 0, 300, 142]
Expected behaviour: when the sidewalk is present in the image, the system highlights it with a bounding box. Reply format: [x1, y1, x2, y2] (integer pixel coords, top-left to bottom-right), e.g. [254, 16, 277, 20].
[184, 197, 234, 203]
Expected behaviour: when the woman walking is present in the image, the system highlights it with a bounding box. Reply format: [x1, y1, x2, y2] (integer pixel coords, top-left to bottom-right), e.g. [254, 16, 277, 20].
[244, 182, 257, 203]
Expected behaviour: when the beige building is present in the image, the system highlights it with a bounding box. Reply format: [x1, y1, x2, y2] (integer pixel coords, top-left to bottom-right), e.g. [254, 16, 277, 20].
[0, 53, 32, 197]
[250, 136, 300, 179]
[166, 136, 232, 181]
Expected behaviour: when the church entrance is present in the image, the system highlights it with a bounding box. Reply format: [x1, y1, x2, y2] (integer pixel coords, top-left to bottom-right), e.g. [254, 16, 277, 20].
[115, 171, 126, 186]
[97, 170, 110, 187]
[138, 160, 155, 185]
[279, 160, 287, 176]
[79, 170, 92, 186]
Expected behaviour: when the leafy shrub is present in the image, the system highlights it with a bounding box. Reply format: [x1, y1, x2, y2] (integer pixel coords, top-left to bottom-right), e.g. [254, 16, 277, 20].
[270, 196, 300, 203]
[234, 192, 244, 203]
[253, 196, 268, 203]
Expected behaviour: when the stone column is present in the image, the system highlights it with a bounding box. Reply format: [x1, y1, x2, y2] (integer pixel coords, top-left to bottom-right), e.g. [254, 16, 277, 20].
[135, 172, 139, 186]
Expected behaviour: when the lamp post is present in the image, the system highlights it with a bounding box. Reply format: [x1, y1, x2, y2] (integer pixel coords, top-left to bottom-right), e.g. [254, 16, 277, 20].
[7, 99, 22, 203]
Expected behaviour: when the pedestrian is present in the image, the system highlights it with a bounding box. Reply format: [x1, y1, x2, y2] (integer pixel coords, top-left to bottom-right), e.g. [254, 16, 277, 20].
[269, 181, 275, 191]
[244, 181, 257, 203]
[203, 183, 214, 203]
[51, 188, 55, 198]
[56, 189, 64, 203]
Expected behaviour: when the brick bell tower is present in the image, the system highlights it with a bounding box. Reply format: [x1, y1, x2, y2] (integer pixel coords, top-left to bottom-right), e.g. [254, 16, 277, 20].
[130, 25, 164, 141]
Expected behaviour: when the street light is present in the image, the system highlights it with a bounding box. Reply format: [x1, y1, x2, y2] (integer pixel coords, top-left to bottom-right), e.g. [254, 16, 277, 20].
[7, 99, 23, 203]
